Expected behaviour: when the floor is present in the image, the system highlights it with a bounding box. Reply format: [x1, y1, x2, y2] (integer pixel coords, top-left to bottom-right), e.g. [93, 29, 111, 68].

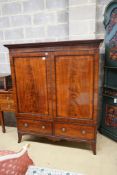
[0, 126, 117, 175]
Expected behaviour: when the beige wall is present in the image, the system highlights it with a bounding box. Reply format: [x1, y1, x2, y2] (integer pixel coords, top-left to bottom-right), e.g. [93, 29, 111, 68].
[69, 0, 96, 40]
[0, 0, 69, 73]
[0, 0, 112, 74]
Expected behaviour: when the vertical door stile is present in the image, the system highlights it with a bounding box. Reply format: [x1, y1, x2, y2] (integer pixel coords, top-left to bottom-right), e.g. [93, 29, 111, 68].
[45, 52, 53, 119]
[50, 52, 57, 135]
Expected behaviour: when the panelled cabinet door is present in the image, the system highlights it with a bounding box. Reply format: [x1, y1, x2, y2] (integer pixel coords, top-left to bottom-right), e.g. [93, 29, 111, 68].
[53, 51, 98, 121]
[12, 53, 52, 119]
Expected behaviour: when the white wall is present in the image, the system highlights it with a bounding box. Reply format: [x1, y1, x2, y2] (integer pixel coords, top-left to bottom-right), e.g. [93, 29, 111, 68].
[0, 0, 112, 74]
[69, 0, 97, 40]
[0, 0, 69, 73]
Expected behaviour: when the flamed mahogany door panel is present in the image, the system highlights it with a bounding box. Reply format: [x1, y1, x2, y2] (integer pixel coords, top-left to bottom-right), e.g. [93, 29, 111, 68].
[14, 55, 52, 117]
[55, 53, 94, 120]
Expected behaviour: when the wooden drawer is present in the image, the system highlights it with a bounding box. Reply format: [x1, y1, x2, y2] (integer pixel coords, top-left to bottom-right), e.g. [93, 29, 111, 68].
[0, 93, 14, 111]
[17, 119, 52, 135]
[55, 123, 95, 140]
[0, 93, 13, 101]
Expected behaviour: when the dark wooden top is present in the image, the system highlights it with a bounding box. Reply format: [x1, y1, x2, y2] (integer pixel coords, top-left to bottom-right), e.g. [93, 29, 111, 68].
[4, 39, 103, 49]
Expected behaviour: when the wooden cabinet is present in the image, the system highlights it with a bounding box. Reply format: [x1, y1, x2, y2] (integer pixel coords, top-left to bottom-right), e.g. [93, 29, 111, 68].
[0, 92, 14, 112]
[5, 40, 102, 154]
[0, 90, 15, 133]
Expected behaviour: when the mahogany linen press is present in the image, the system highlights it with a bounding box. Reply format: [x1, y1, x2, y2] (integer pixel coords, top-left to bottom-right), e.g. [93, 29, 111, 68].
[5, 39, 102, 154]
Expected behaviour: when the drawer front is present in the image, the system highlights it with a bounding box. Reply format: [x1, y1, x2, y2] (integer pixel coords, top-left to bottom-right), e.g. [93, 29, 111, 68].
[17, 119, 52, 135]
[0, 102, 14, 111]
[0, 93, 14, 111]
[55, 123, 95, 140]
[0, 93, 13, 101]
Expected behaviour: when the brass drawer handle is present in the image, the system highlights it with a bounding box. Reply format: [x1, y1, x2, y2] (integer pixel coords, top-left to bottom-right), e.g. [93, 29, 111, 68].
[24, 123, 28, 128]
[42, 57, 46, 60]
[42, 125, 46, 129]
[81, 130, 86, 135]
[61, 127, 66, 132]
